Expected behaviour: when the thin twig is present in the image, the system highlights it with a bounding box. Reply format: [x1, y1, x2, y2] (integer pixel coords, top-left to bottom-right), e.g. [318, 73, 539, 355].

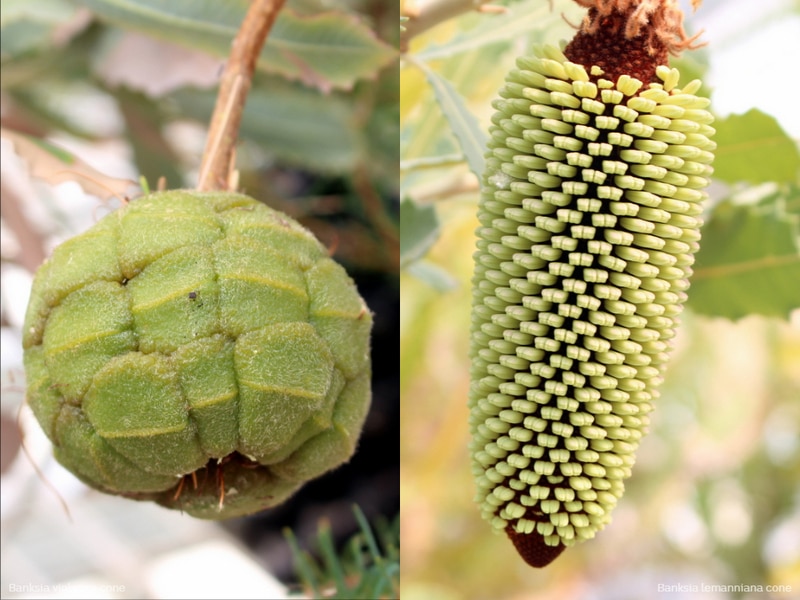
[17, 403, 73, 522]
[197, 0, 286, 191]
[401, 0, 506, 50]
[352, 164, 400, 270]
[348, 63, 400, 271]
[0, 181, 47, 272]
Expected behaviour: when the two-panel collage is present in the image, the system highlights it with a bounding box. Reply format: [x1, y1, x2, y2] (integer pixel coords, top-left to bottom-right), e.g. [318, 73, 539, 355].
[0, 1, 798, 599]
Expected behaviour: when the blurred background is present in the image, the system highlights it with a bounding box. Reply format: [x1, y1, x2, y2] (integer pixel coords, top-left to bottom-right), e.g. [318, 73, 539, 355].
[401, 0, 800, 598]
[1, 1, 398, 598]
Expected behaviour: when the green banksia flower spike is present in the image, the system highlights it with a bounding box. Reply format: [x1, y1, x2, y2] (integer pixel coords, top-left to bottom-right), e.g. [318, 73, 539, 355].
[469, 0, 714, 567]
[23, 189, 372, 519]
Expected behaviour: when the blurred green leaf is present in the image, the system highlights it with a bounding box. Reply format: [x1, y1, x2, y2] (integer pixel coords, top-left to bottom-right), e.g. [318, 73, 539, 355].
[400, 197, 440, 268]
[712, 109, 800, 184]
[0, 0, 78, 57]
[170, 77, 360, 174]
[74, 0, 396, 91]
[263, 8, 396, 92]
[114, 87, 185, 189]
[689, 190, 800, 320]
[0, 21, 96, 90]
[407, 260, 458, 292]
[411, 58, 487, 180]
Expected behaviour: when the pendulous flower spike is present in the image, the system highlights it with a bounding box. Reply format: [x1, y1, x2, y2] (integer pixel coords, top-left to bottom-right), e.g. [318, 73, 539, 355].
[469, 0, 713, 567]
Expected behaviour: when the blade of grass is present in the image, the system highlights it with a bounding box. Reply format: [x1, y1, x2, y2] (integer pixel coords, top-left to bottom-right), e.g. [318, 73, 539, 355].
[284, 527, 324, 598]
[316, 519, 349, 595]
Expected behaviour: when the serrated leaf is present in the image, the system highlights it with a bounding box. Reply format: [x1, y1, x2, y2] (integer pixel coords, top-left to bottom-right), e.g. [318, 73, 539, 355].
[1, 127, 138, 199]
[689, 194, 800, 320]
[712, 109, 800, 184]
[74, 0, 396, 92]
[170, 78, 359, 174]
[266, 10, 396, 92]
[400, 197, 440, 268]
[412, 58, 487, 180]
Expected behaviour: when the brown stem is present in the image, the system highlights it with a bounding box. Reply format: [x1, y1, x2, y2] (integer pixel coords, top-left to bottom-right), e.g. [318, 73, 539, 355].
[352, 164, 400, 270]
[197, 0, 287, 191]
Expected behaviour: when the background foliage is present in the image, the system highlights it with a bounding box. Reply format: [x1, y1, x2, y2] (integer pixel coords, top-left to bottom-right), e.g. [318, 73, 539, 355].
[2, 0, 400, 282]
[401, 0, 799, 598]
[1, 0, 399, 596]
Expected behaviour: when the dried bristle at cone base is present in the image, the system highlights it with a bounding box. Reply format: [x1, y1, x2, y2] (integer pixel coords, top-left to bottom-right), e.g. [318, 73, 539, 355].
[469, 0, 713, 569]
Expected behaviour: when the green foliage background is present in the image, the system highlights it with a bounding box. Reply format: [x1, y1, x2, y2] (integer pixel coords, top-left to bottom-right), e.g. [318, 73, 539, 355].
[1, 1, 399, 596]
[401, 0, 800, 598]
[1, 0, 399, 272]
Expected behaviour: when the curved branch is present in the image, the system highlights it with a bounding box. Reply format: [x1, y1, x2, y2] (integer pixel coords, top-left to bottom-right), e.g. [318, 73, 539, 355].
[401, 0, 506, 51]
[197, 0, 286, 191]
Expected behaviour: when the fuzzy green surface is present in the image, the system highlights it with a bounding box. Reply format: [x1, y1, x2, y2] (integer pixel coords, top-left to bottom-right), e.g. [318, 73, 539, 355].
[469, 46, 714, 549]
[23, 190, 372, 519]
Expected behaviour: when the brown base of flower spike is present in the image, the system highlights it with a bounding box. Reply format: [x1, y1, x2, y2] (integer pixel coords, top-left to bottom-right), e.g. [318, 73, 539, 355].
[506, 526, 566, 568]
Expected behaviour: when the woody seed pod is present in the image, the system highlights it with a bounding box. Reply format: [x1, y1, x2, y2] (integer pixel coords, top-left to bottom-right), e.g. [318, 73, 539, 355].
[23, 190, 372, 519]
[469, 0, 714, 567]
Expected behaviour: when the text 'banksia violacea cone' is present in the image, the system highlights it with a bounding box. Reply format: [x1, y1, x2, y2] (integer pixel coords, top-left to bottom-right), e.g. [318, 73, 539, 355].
[469, 0, 714, 567]
[23, 190, 372, 519]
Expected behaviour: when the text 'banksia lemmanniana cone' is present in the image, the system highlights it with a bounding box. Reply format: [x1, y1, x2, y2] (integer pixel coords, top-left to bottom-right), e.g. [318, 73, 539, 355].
[469, 0, 715, 567]
[23, 190, 372, 519]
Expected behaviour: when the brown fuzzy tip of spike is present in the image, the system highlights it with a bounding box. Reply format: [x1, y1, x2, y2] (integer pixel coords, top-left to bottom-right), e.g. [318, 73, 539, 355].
[505, 526, 567, 568]
[565, 0, 704, 84]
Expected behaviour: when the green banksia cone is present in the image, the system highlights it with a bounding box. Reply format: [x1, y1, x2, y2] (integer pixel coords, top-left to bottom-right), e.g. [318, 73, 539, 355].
[23, 190, 372, 519]
[469, 0, 714, 567]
